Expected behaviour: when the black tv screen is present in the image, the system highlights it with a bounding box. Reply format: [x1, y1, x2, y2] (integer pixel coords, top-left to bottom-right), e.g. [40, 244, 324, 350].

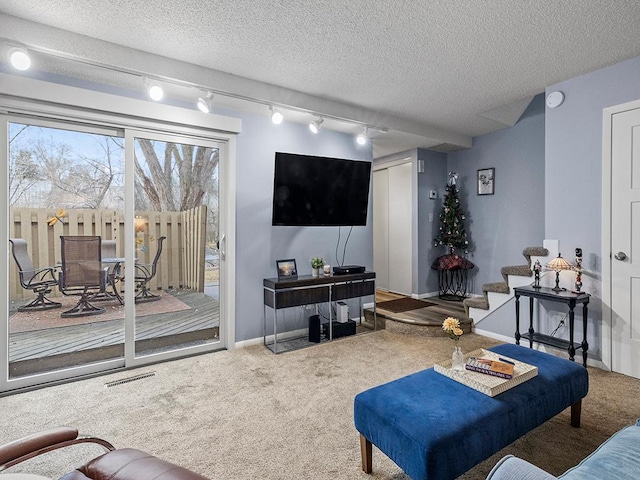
[272, 152, 372, 226]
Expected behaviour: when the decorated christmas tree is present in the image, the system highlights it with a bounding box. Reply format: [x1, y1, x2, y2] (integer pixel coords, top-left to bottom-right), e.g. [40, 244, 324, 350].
[434, 172, 469, 254]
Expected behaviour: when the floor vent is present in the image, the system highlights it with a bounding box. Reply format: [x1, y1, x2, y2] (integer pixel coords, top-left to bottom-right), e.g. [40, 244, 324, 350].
[105, 372, 156, 388]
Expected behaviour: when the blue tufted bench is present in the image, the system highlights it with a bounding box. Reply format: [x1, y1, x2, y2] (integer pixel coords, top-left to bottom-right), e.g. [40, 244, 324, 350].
[354, 344, 589, 480]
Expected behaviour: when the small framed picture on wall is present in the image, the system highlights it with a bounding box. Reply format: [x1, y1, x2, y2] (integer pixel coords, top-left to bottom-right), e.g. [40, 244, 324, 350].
[477, 168, 495, 195]
[276, 259, 298, 280]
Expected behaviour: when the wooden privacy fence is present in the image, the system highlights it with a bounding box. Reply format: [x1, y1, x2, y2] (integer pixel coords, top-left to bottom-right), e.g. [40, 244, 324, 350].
[9, 206, 208, 301]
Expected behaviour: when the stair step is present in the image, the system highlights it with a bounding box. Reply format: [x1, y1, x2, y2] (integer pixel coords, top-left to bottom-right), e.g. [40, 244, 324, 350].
[364, 297, 470, 337]
[385, 316, 472, 337]
[463, 297, 489, 310]
[501, 265, 532, 276]
[467, 245, 549, 318]
[483, 282, 510, 294]
[523, 246, 549, 258]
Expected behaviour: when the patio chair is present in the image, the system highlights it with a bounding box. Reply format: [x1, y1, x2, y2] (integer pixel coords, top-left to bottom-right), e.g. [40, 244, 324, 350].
[96, 239, 124, 304]
[58, 236, 107, 317]
[9, 238, 62, 312]
[0, 426, 210, 480]
[134, 236, 166, 303]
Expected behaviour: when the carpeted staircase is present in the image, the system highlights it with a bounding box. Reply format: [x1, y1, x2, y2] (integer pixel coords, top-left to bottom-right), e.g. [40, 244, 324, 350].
[463, 246, 549, 317]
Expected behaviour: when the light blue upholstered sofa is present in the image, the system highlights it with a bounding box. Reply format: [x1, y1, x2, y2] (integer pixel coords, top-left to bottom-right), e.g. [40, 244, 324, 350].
[486, 419, 640, 479]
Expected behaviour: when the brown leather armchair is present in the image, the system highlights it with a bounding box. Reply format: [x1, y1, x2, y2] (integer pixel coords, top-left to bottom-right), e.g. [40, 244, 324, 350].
[0, 427, 209, 480]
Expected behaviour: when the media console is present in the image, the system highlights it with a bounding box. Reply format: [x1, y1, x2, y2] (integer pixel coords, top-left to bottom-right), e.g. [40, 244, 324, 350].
[263, 272, 376, 354]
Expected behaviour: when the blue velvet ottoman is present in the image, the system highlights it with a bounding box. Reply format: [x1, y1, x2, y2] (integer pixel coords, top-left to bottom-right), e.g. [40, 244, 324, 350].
[353, 344, 589, 480]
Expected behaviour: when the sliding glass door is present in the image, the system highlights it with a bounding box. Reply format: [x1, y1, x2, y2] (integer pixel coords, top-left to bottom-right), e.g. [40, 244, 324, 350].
[126, 130, 223, 361]
[3, 117, 227, 391]
[6, 118, 126, 380]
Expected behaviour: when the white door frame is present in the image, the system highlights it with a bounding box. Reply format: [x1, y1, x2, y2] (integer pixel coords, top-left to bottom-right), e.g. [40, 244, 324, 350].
[601, 97, 640, 371]
[123, 129, 233, 367]
[373, 157, 413, 295]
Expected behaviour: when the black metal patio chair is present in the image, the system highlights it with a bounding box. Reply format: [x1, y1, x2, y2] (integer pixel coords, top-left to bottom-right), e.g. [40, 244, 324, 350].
[58, 235, 107, 317]
[95, 239, 124, 304]
[9, 238, 62, 311]
[134, 236, 166, 303]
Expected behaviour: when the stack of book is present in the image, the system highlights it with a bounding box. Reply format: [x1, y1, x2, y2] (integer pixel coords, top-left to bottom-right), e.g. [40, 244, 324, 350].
[465, 356, 515, 379]
[434, 348, 538, 396]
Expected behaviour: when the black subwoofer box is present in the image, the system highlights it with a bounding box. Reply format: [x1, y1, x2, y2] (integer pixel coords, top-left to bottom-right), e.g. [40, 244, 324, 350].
[308, 314, 321, 343]
[322, 320, 356, 339]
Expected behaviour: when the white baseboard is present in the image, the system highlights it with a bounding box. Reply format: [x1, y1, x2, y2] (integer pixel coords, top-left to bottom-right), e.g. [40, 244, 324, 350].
[473, 328, 606, 369]
[234, 337, 263, 349]
[473, 328, 515, 344]
[413, 291, 439, 299]
[234, 327, 308, 349]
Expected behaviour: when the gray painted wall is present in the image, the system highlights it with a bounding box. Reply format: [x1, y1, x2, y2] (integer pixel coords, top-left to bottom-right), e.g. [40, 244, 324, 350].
[545, 54, 640, 361]
[447, 94, 546, 300]
[232, 109, 373, 342]
[417, 149, 448, 295]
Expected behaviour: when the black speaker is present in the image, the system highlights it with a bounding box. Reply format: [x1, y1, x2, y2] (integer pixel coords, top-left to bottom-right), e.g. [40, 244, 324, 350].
[308, 314, 321, 343]
[322, 320, 356, 339]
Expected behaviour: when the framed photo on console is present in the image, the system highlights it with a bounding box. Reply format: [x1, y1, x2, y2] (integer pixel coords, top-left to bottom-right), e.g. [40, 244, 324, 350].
[276, 259, 298, 280]
[477, 168, 495, 195]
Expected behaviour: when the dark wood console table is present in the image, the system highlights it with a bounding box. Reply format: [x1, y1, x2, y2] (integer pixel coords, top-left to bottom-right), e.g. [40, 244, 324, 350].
[263, 272, 376, 354]
[514, 285, 590, 367]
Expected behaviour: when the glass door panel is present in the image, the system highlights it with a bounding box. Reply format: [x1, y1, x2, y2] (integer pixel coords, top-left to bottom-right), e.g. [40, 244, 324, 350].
[131, 134, 221, 357]
[7, 121, 125, 379]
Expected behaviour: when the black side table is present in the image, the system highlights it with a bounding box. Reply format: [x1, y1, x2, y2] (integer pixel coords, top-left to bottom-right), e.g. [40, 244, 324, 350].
[514, 285, 590, 367]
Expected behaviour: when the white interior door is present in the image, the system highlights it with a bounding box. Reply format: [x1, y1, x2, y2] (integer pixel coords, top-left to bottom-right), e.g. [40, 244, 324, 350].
[611, 106, 640, 379]
[373, 163, 413, 295]
[373, 169, 390, 291]
[387, 163, 412, 295]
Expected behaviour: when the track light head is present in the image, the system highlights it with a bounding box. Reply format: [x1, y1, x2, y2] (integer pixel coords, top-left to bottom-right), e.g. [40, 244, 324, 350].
[197, 92, 214, 113]
[271, 107, 283, 125]
[8, 47, 31, 71]
[147, 82, 164, 101]
[356, 127, 368, 145]
[309, 117, 323, 134]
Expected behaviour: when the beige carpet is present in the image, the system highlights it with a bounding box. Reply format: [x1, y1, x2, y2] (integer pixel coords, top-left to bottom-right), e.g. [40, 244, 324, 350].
[9, 293, 191, 333]
[1, 331, 639, 480]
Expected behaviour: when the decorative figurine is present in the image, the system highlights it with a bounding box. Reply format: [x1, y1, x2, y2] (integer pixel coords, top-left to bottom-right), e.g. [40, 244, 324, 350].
[573, 248, 584, 294]
[533, 259, 542, 289]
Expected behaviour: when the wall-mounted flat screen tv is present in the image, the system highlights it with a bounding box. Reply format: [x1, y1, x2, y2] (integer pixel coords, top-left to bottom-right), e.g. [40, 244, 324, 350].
[272, 152, 372, 226]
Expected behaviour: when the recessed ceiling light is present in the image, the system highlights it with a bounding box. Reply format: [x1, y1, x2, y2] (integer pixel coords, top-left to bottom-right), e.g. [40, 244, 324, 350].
[9, 48, 31, 71]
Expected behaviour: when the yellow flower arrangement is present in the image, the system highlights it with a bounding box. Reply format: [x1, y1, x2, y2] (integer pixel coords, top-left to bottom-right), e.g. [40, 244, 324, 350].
[442, 317, 464, 342]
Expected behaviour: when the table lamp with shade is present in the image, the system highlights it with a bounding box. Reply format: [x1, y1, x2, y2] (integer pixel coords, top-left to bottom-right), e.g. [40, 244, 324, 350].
[546, 253, 573, 292]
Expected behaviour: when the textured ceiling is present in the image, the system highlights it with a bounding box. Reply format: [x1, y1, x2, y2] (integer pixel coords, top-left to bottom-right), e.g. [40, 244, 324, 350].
[2, 0, 640, 157]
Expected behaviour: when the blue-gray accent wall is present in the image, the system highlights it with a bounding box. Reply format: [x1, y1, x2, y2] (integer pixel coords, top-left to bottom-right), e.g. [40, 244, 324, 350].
[231, 109, 373, 342]
[417, 149, 448, 295]
[447, 94, 546, 298]
[545, 54, 640, 362]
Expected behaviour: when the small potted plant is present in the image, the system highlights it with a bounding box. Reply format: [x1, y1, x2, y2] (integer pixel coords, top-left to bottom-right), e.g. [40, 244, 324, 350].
[310, 256, 324, 277]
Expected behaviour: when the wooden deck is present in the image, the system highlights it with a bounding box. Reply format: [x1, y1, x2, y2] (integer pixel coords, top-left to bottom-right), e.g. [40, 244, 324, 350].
[8, 290, 219, 377]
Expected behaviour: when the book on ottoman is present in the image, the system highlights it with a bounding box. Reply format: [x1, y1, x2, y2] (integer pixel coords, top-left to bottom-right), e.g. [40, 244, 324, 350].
[434, 348, 537, 397]
[465, 356, 515, 379]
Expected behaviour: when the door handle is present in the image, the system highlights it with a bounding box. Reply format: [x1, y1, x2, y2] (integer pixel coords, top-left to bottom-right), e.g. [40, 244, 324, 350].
[220, 233, 226, 260]
[614, 251, 627, 261]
